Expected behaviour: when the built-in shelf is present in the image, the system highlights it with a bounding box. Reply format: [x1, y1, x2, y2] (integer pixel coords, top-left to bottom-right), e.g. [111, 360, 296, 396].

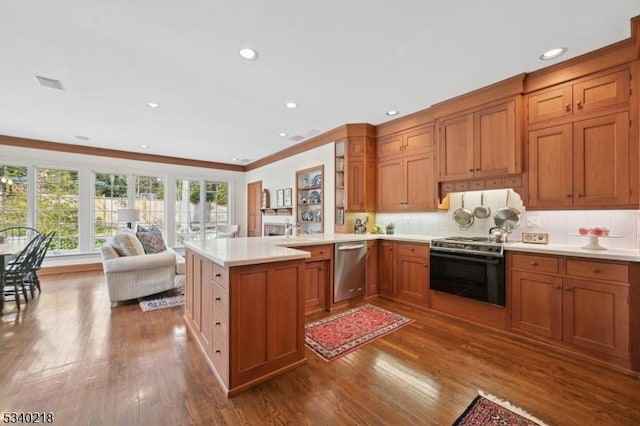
[261, 207, 293, 216]
[296, 165, 324, 234]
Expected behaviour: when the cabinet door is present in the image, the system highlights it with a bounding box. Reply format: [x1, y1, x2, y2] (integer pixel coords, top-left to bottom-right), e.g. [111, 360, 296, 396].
[395, 244, 429, 306]
[404, 125, 435, 154]
[200, 260, 214, 356]
[474, 101, 518, 177]
[347, 158, 366, 211]
[304, 260, 328, 314]
[377, 158, 403, 211]
[573, 112, 630, 206]
[573, 69, 630, 114]
[562, 278, 630, 359]
[247, 180, 262, 237]
[185, 250, 195, 321]
[510, 270, 562, 340]
[366, 240, 378, 296]
[377, 133, 403, 158]
[527, 86, 573, 124]
[438, 113, 474, 181]
[378, 241, 394, 296]
[527, 124, 574, 208]
[193, 254, 203, 331]
[404, 152, 437, 211]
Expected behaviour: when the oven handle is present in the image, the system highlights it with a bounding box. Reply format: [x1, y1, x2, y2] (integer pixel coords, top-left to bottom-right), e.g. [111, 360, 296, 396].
[430, 251, 502, 265]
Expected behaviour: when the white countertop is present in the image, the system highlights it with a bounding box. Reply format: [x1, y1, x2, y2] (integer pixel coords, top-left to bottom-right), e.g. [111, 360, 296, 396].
[183, 233, 640, 267]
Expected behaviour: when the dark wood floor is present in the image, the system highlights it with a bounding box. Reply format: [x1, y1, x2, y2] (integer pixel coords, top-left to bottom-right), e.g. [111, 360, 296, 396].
[1, 271, 639, 425]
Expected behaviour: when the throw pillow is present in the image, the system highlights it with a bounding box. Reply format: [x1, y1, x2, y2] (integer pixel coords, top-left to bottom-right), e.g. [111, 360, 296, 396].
[136, 224, 167, 254]
[111, 227, 145, 256]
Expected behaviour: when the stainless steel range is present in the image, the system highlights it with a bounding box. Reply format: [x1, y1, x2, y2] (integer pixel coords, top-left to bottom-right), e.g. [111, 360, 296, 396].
[429, 236, 505, 306]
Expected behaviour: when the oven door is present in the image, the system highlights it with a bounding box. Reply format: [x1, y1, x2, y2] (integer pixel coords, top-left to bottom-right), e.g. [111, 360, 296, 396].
[429, 250, 505, 306]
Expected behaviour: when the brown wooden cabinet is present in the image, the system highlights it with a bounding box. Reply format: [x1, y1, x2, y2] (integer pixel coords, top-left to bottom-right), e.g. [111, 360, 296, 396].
[528, 111, 631, 208]
[395, 243, 429, 306]
[377, 151, 437, 211]
[378, 241, 394, 296]
[377, 124, 434, 159]
[438, 99, 520, 182]
[297, 244, 332, 314]
[184, 249, 306, 396]
[527, 68, 630, 124]
[509, 252, 632, 366]
[366, 240, 378, 296]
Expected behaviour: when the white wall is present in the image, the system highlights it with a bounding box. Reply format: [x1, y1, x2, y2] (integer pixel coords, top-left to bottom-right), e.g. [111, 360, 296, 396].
[244, 144, 335, 235]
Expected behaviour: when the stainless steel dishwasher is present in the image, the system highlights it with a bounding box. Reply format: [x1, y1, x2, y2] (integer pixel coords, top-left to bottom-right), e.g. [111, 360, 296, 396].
[334, 241, 367, 303]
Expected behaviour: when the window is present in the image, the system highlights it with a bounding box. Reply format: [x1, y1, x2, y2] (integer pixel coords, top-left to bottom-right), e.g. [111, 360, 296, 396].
[94, 173, 128, 248]
[0, 164, 29, 229]
[36, 167, 80, 253]
[136, 175, 165, 231]
[175, 179, 228, 246]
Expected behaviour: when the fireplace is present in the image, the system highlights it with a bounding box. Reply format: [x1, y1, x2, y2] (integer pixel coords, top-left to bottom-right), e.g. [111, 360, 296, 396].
[264, 222, 286, 236]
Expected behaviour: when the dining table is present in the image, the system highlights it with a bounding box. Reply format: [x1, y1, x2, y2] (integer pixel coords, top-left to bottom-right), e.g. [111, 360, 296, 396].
[0, 241, 27, 314]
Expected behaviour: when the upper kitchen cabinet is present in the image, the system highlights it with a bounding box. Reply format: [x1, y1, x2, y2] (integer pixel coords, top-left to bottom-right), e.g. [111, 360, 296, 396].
[527, 68, 630, 125]
[376, 123, 438, 212]
[438, 98, 522, 182]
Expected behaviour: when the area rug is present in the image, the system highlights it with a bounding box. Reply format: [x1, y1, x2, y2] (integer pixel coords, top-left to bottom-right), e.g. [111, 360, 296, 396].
[453, 391, 547, 426]
[305, 304, 413, 361]
[138, 290, 184, 312]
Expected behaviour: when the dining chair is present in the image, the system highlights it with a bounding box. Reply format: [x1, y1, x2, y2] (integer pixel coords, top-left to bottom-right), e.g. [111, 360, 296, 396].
[23, 231, 56, 297]
[1, 233, 45, 313]
[0, 226, 41, 243]
[216, 224, 239, 238]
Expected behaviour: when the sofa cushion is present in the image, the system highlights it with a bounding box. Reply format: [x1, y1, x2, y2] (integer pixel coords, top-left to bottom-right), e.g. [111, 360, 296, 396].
[111, 228, 145, 256]
[136, 224, 167, 254]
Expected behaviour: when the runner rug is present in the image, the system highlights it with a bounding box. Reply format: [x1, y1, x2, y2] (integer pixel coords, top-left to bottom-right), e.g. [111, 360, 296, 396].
[304, 304, 413, 361]
[138, 289, 184, 312]
[453, 391, 548, 426]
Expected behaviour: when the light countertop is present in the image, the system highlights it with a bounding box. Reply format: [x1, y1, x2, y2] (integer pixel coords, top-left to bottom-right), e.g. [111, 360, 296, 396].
[183, 233, 640, 267]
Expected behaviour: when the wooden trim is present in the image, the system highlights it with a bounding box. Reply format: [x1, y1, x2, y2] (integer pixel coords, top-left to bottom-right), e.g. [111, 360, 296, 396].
[0, 134, 246, 172]
[39, 262, 103, 275]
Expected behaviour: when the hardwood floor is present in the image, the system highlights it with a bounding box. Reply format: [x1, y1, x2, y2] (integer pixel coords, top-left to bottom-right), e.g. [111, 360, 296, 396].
[1, 271, 639, 425]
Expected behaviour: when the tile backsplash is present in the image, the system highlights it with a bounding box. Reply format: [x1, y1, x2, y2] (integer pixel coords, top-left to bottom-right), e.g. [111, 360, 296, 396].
[375, 189, 639, 250]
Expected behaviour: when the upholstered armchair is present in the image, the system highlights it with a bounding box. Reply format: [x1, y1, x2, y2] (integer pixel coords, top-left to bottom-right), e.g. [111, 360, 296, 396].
[100, 227, 185, 307]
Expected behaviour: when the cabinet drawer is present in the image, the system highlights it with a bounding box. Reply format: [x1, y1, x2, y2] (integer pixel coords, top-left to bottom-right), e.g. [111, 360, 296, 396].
[397, 243, 429, 258]
[212, 311, 229, 342]
[511, 253, 559, 274]
[212, 282, 229, 315]
[300, 244, 332, 261]
[212, 263, 229, 288]
[210, 332, 229, 384]
[566, 259, 629, 283]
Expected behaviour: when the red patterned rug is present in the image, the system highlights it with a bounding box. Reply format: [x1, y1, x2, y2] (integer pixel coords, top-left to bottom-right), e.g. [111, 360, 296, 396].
[454, 391, 547, 426]
[304, 304, 413, 361]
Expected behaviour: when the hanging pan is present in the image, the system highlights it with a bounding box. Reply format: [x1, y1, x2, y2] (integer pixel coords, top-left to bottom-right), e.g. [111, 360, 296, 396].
[452, 193, 474, 229]
[493, 190, 521, 231]
[473, 192, 491, 219]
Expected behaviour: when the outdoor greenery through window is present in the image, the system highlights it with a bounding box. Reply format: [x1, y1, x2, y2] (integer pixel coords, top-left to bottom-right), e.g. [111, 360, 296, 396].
[136, 175, 165, 231]
[94, 173, 128, 248]
[0, 164, 28, 230]
[175, 179, 228, 246]
[36, 167, 80, 253]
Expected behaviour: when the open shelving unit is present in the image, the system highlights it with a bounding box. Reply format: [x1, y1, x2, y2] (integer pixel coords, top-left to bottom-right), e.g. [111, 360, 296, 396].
[335, 141, 345, 233]
[296, 165, 324, 234]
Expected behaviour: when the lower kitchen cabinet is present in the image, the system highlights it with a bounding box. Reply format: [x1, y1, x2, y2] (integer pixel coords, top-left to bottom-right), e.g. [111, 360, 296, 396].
[366, 240, 379, 296]
[184, 249, 306, 396]
[297, 244, 332, 314]
[509, 252, 633, 367]
[395, 243, 429, 306]
[378, 241, 395, 296]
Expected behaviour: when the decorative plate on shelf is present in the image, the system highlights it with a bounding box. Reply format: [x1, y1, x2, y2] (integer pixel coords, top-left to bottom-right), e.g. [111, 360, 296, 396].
[309, 190, 321, 203]
[314, 209, 322, 222]
[311, 174, 322, 186]
[302, 210, 313, 221]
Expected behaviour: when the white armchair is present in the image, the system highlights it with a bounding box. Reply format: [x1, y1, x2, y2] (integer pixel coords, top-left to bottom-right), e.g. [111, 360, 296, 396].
[100, 230, 185, 307]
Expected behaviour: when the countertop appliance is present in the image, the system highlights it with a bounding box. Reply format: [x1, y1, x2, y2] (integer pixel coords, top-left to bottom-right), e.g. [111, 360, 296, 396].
[334, 242, 366, 303]
[429, 236, 505, 306]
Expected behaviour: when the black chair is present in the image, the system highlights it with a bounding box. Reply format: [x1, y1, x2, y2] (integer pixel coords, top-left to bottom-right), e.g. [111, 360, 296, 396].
[0, 226, 41, 243]
[1, 233, 45, 313]
[24, 231, 55, 297]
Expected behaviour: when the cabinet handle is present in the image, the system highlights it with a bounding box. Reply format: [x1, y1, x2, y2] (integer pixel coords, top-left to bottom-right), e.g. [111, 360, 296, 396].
[215, 273, 221, 278]
[319, 251, 324, 255]
[469, 169, 474, 172]
[553, 284, 561, 289]
[411, 248, 415, 252]
[215, 297, 221, 302]
[475, 168, 480, 171]
[566, 194, 573, 198]
[592, 268, 600, 274]
[577, 194, 584, 198]
[424, 264, 428, 268]
[215, 350, 221, 355]
[576, 101, 583, 109]
[215, 322, 221, 327]
[530, 261, 538, 266]
[565, 104, 571, 112]
[564, 287, 573, 291]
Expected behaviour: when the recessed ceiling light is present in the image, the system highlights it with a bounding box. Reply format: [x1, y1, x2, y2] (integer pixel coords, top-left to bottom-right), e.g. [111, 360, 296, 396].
[285, 102, 298, 109]
[386, 110, 399, 116]
[139, 144, 150, 149]
[239, 48, 258, 60]
[146, 102, 160, 108]
[278, 132, 287, 137]
[540, 47, 567, 60]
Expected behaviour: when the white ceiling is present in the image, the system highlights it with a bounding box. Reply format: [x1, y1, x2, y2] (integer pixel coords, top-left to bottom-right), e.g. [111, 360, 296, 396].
[1, 1, 639, 166]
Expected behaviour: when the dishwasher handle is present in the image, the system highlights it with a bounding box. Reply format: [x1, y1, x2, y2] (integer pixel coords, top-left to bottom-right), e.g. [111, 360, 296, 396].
[337, 243, 365, 251]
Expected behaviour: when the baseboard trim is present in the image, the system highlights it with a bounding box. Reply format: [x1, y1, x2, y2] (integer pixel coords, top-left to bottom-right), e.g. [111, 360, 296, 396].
[40, 263, 103, 275]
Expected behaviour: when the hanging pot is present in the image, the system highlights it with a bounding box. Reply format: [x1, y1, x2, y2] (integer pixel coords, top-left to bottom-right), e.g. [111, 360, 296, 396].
[473, 192, 491, 219]
[493, 190, 521, 231]
[452, 193, 474, 229]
